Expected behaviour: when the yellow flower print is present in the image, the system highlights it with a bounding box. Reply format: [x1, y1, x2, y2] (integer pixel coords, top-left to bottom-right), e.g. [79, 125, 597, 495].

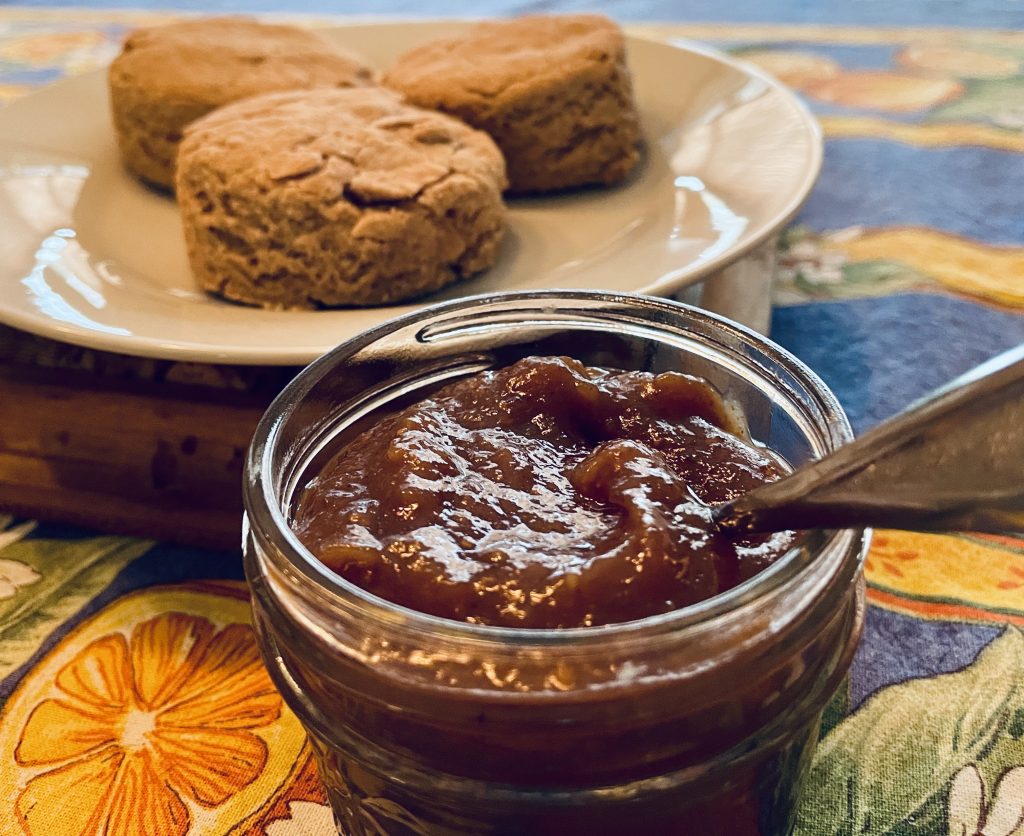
[0, 587, 307, 836]
[898, 43, 1019, 79]
[806, 71, 964, 112]
[864, 530, 1024, 623]
[997, 563, 1024, 592]
[0, 31, 107, 66]
[835, 228, 1024, 310]
[866, 531, 922, 580]
[737, 50, 840, 88]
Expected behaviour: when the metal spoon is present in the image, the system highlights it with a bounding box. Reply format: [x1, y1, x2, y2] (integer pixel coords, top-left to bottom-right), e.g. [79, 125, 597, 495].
[714, 343, 1024, 536]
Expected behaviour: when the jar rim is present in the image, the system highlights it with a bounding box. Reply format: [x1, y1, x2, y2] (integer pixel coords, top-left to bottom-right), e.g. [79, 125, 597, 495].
[244, 289, 856, 648]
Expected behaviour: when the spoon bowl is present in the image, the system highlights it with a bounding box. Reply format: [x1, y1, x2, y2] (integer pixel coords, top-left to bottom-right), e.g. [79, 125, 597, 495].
[715, 344, 1024, 536]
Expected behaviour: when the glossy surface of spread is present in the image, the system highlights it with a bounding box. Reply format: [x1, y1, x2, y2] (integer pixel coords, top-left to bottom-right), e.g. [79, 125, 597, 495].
[293, 356, 795, 628]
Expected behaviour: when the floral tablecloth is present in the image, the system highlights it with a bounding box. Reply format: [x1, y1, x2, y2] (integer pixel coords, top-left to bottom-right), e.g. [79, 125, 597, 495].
[1, 9, 1023, 835]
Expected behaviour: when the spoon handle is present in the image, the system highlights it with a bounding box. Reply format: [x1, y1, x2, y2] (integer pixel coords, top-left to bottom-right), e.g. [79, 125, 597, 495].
[715, 344, 1024, 536]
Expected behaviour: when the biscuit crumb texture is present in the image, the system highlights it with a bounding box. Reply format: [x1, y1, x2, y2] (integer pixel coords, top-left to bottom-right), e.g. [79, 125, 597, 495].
[176, 87, 508, 309]
[383, 14, 642, 193]
[109, 17, 375, 190]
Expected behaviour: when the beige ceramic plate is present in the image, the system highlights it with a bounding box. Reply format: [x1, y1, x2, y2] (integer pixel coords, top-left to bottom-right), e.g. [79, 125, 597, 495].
[0, 22, 821, 365]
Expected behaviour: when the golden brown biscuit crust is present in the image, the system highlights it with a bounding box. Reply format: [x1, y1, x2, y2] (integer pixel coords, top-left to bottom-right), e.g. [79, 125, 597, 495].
[176, 87, 507, 309]
[109, 17, 374, 190]
[383, 15, 642, 193]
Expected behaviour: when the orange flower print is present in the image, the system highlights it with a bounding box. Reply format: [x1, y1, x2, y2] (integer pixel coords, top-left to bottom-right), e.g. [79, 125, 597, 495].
[13, 612, 281, 835]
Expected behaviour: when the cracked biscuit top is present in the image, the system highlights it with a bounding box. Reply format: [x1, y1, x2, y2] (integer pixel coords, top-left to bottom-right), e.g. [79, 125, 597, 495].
[383, 15, 642, 193]
[110, 17, 374, 107]
[176, 86, 508, 309]
[108, 17, 375, 190]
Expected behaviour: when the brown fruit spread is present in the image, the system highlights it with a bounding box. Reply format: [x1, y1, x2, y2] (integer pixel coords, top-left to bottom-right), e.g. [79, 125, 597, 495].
[293, 356, 795, 628]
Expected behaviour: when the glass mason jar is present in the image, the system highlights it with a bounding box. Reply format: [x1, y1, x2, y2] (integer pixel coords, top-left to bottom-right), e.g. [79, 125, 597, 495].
[243, 291, 867, 836]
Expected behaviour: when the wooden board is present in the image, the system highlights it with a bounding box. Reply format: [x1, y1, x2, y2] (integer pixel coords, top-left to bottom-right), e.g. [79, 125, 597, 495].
[0, 351, 296, 550]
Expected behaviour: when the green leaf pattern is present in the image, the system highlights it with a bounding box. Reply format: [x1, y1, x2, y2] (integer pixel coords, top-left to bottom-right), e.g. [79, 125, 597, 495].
[0, 519, 152, 683]
[775, 227, 925, 304]
[795, 628, 1024, 836]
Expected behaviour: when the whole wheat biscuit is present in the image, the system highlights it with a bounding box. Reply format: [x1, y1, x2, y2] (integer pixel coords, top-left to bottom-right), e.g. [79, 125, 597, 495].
[176, 87, 507, 309]
[383, 15, 642, 193]
[109, 17, 375, 190]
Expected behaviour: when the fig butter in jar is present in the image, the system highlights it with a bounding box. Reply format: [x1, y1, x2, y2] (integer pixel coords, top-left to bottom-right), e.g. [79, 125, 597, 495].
[243, 291, 867, 836]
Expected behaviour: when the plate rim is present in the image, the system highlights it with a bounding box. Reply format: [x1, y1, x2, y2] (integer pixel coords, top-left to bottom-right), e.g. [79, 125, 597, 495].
[621, 33, 823, 295]
[0, 22, 822, 366]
